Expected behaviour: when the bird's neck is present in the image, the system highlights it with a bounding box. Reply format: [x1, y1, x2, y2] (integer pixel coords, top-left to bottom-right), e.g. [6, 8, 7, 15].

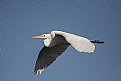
[44, 38, 51, 47]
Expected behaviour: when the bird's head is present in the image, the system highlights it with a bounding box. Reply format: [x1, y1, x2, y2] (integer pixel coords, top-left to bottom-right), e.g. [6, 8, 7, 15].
[32, 34, 52, 47]
[32, 34, 51, 39]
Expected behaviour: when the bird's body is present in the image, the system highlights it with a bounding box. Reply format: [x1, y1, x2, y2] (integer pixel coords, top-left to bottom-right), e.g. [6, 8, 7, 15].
[32, 31, 104, 75]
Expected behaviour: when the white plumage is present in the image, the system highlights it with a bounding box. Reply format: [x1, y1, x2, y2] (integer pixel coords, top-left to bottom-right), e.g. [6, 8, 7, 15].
[32, 30, 104, 75]
[50, 31, 95, 53]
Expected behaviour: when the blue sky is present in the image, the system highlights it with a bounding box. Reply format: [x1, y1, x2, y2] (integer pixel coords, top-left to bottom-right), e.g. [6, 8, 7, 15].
[1, 0, 121, 81]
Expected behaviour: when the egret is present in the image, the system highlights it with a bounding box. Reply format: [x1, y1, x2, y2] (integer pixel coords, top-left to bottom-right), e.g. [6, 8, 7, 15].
[32, 31, 104, 75]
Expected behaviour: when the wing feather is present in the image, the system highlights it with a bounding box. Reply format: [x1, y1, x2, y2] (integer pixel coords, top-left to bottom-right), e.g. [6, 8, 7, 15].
[52, 31, 95, 53]
[34, 44, 69, 75]
[66, 35, 95, 53]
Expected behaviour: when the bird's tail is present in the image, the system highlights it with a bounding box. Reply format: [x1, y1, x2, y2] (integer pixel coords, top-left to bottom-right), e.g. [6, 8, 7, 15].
[90, 40, 104, 44]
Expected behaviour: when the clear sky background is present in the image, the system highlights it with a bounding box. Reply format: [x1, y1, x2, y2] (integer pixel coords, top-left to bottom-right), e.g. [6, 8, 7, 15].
[1, 0, 121, 81]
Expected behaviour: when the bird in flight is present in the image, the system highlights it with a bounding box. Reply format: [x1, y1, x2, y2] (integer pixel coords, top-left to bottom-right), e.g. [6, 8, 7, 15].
[32, 30, 104, 75]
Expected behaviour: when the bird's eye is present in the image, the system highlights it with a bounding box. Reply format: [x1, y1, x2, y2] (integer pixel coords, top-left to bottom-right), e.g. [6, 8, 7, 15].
[43, 35, 45, 37]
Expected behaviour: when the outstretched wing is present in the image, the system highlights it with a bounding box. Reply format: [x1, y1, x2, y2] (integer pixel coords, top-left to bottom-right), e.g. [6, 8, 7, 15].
[65, 34, 95, 53]
[34, 44, 69, 75]
[51, 31, 95, 53]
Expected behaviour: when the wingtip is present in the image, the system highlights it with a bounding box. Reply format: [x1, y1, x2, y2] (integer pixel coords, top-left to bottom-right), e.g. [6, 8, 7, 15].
[34, 69, 44, 75]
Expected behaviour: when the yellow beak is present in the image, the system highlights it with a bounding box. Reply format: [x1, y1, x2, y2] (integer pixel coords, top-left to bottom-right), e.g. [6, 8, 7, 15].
[32, 35, 45, 38]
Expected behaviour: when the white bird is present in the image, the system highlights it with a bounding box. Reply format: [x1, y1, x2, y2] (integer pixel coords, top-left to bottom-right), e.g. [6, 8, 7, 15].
[32, 31, 104, 75]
